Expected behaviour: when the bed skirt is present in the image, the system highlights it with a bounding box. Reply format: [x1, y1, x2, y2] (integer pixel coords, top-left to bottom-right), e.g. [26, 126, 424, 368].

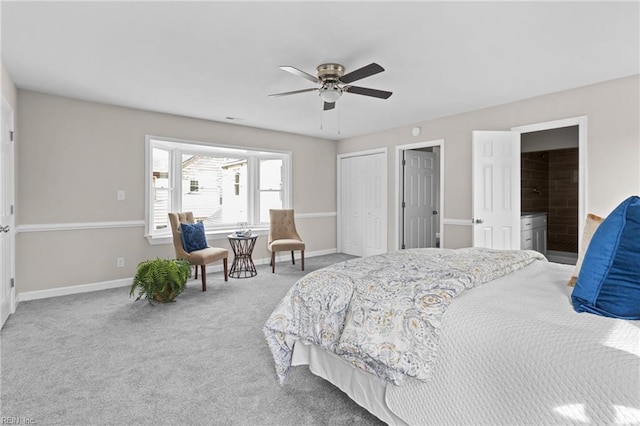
[291, 339, 409, 425]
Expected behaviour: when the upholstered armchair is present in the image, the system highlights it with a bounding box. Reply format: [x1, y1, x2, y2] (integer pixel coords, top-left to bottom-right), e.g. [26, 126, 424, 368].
[168, 212, 229, 291]
[268, 209, 305, 273]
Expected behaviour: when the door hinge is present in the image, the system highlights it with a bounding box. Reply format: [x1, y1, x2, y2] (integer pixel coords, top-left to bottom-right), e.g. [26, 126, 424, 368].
[10, 205, 14, 215]
[402, 159, 406, 166]
[9, 131, 14, 142]
[10, 278, 14, 288]
[402, 201, 405, 208]
[401, 243, 406, 249]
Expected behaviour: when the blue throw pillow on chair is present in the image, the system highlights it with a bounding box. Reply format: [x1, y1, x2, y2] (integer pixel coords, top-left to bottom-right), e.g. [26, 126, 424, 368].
[571, 195, 640, 319]
[180, 222, 208, 253]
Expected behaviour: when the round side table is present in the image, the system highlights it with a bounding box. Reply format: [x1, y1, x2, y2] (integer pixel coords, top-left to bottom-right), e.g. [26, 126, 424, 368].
[227, 234, 258, 278]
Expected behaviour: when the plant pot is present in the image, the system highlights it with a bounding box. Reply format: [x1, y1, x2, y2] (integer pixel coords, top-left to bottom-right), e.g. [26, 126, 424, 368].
[153, 290, 176, 303]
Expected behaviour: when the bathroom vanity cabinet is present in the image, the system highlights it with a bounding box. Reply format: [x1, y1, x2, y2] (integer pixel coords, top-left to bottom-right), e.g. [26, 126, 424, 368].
[521, 212, 547, 255]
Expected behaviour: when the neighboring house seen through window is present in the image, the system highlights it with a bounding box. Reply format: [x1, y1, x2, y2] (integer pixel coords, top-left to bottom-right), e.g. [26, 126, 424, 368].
[145, 136, 291, 241]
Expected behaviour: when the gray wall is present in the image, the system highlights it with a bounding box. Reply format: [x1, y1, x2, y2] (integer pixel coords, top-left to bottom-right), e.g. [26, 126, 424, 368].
[9, 73, 640, 295]
[15, 90, 337, 293]
[338, 75, 640, 250]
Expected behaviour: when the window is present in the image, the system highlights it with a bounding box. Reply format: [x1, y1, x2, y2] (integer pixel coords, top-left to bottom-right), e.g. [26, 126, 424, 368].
[145, 136, 291, 241]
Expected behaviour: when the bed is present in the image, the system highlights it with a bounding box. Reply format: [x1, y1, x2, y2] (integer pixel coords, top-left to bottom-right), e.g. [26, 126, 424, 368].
[263, 247, 640, 425]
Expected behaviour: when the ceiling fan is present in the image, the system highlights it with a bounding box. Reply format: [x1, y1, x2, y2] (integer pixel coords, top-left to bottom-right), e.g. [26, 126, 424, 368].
[269, 62, 392, 111]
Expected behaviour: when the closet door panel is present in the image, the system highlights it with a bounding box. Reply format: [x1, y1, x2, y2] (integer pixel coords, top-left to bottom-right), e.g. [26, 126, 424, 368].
[340, 152, 386, 257]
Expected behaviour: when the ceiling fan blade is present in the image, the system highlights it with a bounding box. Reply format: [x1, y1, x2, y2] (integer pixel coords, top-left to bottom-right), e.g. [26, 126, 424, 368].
[344, 85, 392, 99]
[279, 66, 321, 84]
[269, 88, 318, 97]
[323, 102, 335, 111]
[339, 63, 385, 84]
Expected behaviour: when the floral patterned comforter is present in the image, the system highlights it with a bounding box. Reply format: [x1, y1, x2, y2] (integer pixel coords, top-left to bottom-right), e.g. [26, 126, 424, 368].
[263, 247, 545, 385]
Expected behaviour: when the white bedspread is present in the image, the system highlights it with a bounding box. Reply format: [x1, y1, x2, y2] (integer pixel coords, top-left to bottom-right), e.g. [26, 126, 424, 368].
[385, 260, 640, 425]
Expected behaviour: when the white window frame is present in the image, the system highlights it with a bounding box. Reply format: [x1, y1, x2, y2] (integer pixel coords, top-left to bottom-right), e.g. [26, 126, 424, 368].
[144, 135, 292, 245]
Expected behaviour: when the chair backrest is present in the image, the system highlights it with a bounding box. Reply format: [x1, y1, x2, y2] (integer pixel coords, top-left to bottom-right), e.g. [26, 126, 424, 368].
[268, 209, 302, 245]
[168, 212, 195, 260]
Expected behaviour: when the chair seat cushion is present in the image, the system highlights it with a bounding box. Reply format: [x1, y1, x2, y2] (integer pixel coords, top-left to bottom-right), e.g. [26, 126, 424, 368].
[269, 239, 305, 251]
[188, 247, 229, 264]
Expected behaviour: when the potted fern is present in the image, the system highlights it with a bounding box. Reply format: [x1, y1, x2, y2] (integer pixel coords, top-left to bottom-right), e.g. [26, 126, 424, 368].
[130, 258, 192, 304]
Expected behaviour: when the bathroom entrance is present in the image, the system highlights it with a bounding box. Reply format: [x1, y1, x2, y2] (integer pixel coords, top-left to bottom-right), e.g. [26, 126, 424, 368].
[521, 125, 579, 264]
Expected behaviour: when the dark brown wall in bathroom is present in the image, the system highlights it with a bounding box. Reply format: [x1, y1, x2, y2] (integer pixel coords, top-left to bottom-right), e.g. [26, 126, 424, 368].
[521, 147, 579, 253]
[548, 148, 579, 251]
[521, 152, 549, 213]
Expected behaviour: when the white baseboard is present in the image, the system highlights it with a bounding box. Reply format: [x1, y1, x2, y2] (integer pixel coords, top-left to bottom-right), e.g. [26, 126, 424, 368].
[18, 278, 132, 302]
[16, 248, 338, 303]
[258, 248, 337, 266]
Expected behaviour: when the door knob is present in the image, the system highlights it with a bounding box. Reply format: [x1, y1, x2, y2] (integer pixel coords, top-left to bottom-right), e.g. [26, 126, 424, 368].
[0, 225, 9, 233]
[432, 210, 438, 215]
[473, 218, 484, 224]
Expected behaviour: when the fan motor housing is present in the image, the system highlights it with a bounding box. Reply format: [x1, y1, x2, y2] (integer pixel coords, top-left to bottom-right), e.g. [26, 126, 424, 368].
[316, 63, 345, 82]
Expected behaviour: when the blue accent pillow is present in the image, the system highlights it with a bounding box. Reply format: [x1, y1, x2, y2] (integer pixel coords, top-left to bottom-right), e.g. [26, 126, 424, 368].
[180, 222, 208, 253]
[571, 196, 640, 319]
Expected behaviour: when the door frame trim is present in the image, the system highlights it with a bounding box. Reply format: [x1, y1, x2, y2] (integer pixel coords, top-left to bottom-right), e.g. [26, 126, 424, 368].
[395, 139, 445, 251]
[511, 115, 587, 251]
[337, 148, 388, 255]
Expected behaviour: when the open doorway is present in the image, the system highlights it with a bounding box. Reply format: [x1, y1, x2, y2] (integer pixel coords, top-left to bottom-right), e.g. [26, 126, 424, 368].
[521, 126, 579, 264]
[473, 116, 586, 259]
[396, 140, 444, 250]
[513, 115, 586, 265]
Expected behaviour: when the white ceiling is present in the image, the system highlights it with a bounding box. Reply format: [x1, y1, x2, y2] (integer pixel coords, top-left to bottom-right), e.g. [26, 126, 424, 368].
[2, 1, 639, 140]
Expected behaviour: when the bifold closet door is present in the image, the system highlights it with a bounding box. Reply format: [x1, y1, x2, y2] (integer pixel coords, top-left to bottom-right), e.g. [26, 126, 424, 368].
[340, 153, 386, 257]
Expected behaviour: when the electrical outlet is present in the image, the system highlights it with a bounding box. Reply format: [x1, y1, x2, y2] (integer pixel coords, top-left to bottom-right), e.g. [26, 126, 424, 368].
[116, 257, 125, 268]
[117, 190, 126, 201]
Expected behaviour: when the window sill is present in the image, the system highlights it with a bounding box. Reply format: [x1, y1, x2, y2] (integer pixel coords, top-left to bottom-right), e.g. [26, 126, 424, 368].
[145, 226, 270, 246]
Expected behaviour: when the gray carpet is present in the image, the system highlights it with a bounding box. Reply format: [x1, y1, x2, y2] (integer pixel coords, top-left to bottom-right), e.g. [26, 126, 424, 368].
[1, 254, 385, 426]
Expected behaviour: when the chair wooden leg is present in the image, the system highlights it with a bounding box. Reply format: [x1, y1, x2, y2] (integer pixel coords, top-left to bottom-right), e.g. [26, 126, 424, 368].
[195, 265, 198, 279]
[301, 250, 304, 271]
[201, 265, 207, 292]
[291, 250, 295, 265]
[271, 252, 276, 273]
[223, 258, 228, 282]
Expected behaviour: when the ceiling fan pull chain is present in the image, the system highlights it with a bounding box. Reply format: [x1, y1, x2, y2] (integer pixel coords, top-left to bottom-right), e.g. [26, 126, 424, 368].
[320, 98, 324, 130]
[337, 102, 341, 135]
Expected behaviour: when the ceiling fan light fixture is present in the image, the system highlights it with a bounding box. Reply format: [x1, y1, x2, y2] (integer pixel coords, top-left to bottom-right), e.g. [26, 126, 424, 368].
[319, 85, 342, 103]
[271, 62, 391, 106]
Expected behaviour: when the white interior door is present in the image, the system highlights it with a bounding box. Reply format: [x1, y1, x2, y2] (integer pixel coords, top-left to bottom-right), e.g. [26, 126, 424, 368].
[403, 150, 436, 249]
[1, 97, 15, 327]
[472, 131, 520, 249]
[340, 152, 386, 257]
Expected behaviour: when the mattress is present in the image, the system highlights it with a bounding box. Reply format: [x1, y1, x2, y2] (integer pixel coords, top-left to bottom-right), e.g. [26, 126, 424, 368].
[290, 260, 640, 425]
